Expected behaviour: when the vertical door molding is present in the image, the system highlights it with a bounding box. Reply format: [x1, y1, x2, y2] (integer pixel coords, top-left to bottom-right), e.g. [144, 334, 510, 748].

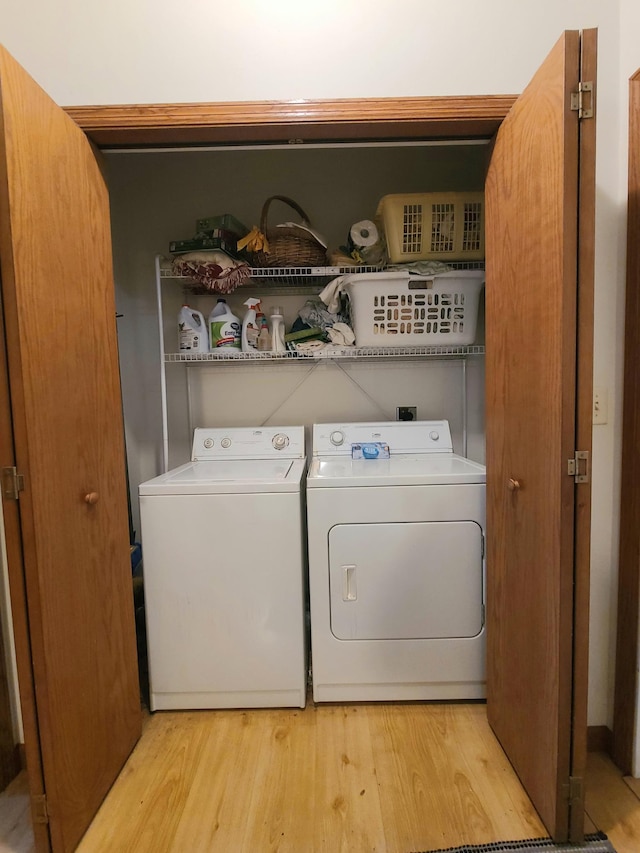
[612, 68, 640, 774]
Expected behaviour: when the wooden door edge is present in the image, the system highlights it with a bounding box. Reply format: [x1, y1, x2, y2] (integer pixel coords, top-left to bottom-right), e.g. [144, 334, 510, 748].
[0, 301, 50, 850]
[612, 69, 640, 774]
[568, 27, 597, 843]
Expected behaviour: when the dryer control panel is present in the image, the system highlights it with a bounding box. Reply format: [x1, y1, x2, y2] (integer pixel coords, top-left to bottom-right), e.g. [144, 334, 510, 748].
[192, 426, 305, 460]
[312, 421, 453, 456]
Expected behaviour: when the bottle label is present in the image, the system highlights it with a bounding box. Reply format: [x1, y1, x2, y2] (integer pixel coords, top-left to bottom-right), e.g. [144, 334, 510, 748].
[245, 323, 259, 350]
[210, 320, 241, 348]
[179, 327, 205, 351]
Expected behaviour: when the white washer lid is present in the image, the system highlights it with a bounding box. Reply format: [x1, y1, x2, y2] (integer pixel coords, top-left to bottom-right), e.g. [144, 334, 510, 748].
[139, 458, 306, 495]
[306, 453, 485, 487]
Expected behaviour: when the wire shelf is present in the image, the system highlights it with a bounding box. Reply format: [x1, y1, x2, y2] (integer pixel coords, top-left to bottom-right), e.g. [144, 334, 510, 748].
[160, 261, 485, 291]
[165, 345, 485, 363]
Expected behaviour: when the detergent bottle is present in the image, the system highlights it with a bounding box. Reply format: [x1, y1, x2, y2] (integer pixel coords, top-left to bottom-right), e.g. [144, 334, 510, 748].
[270, 306, 287, 353]
[241, 298, 262, 353]
[178, 305, 208, 353]
[208, 299, 241, 350]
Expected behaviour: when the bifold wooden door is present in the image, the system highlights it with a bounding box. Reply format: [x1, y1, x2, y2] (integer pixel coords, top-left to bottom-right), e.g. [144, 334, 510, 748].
[0, 23, 597, 849]
[0, 45, 141, 851]
[485, 29, 596, 843]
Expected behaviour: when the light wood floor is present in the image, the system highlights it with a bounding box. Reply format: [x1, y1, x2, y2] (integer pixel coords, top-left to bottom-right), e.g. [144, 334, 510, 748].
[2, 703, 640, 852]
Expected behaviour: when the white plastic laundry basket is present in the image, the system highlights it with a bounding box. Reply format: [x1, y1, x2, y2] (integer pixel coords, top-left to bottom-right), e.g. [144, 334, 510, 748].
[344, 270, 485, 347]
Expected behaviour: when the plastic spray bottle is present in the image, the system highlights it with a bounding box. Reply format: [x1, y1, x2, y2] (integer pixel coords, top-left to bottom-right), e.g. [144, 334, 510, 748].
[241, 298, 262, 353]
[257, 312, 271, 351]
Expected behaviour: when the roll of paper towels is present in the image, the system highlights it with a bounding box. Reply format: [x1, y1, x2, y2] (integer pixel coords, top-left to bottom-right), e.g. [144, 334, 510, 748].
[349, 220, 379, 249]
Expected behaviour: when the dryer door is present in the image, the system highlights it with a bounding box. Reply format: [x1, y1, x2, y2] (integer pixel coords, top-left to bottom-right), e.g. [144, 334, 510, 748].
[329, 521, 484, 640]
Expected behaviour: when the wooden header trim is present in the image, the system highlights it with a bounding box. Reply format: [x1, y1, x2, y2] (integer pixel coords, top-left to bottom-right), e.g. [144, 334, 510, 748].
[64, 95, 517, 148]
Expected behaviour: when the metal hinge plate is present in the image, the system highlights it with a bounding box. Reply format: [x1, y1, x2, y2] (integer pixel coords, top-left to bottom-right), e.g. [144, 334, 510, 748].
[1, 467, 24, 500]
[571, 81, 594, 119]
[568, 451, 590, 484]
[32, 793, 49, 824]
[562, 775, 584, 803]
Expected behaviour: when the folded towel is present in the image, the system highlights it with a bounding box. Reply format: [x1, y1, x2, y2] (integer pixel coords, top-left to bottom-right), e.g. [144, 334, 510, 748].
[319, 275, 347, 314]
[171, 250, 251, 293]
[327, 322, 356, 346]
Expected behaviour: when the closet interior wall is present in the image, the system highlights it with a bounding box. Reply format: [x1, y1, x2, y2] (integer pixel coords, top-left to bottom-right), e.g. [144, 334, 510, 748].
[105, 142, 488, 537]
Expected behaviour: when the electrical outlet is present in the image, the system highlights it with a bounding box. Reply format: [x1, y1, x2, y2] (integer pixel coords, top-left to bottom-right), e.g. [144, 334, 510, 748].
[397, 406, 417, 421]
[593, 388, 608, 425]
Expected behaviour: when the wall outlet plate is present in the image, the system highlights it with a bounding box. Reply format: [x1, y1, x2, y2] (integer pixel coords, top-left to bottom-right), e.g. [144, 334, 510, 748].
[397, 406, 417, 421]
[593, 388, 608, 425]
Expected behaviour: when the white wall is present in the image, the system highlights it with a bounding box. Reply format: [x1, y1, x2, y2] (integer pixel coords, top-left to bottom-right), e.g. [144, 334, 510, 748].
[0, 0, 602, 105]
[0, 1, 627, 732]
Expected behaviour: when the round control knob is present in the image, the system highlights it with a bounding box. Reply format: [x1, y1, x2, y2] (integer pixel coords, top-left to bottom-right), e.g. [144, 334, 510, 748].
[220, 438, 231, 449]
[203, 438, 214, 449]
[330, 430, 345, 446]
[272, 433, 289, 450]
[429, 431, 440, 441]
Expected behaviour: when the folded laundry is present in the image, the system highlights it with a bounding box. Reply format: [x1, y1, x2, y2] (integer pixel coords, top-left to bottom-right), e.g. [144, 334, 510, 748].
[297, 297, 348, 332]
[171, 250, 251, 294]
[319, 276, 348, 314]
[327, 322, 355, 346]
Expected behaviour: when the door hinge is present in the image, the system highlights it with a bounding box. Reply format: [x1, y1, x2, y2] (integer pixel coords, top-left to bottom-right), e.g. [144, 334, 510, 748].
[567, 451, 590, 484]
[1, 466, 24, 500]
[570, 81, 594, 119]
[31, 793, 49, 824]
[562, 775, 584, 804]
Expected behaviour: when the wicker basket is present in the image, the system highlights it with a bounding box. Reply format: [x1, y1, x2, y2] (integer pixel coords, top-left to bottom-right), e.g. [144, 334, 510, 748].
[249, 195, 327, 267]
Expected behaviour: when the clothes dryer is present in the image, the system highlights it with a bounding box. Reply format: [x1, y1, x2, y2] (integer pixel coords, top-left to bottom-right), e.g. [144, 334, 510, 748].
[139, 426, 307, 710]
[306, 420, 486, 703]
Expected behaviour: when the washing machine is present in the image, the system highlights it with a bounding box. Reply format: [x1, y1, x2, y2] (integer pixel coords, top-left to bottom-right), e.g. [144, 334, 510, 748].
[138, 426, 307, 711]
[306, 420, 486, 703]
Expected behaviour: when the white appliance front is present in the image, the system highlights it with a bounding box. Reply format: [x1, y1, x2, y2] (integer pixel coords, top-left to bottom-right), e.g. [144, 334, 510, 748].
[139, 426, 307, 711]
[307, 420, 486, 703]
[329, 520, 484, 641]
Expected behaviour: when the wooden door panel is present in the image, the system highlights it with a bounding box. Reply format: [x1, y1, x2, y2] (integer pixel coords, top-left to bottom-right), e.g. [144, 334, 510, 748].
[0, 45, 141, 851]
[485, 30, 594, 842]
[0, 283, 50, 851]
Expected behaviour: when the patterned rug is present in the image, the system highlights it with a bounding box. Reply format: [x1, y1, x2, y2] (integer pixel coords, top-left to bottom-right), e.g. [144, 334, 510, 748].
[412, 831, 615, 853]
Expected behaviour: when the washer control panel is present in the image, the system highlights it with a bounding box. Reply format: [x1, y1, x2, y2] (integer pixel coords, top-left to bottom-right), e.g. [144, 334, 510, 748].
[312, 421, 453, 456]
[192, 426, 305, 460]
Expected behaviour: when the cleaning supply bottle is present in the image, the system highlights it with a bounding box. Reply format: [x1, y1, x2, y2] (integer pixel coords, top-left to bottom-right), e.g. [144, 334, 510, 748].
[270, 306, 286, 353]
[178, 305, 208, 353]
[208, 298, 241, 350]
[241, 298, 261, 352]
[257, 313, 271, 351]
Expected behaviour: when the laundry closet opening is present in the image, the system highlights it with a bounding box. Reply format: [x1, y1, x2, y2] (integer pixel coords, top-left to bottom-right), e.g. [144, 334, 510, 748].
[104, 139, 489, 542]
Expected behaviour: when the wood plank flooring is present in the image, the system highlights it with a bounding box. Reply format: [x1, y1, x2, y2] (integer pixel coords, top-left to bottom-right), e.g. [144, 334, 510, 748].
[2, 703, 640, 852]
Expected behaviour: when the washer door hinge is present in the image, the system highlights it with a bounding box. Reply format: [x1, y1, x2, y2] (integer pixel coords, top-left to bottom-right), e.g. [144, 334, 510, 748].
[2, 467, 24, 500]
[568, 451, 590, 483]
[571, 81, 594, 119]
[31, 793, 49, 824]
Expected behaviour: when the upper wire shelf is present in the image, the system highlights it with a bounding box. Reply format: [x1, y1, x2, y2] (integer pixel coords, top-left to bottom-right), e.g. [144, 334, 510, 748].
[159, 260, 486, 291]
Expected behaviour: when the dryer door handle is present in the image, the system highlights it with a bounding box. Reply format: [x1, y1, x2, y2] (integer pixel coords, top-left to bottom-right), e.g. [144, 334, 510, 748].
[342, 565, 357, 601]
